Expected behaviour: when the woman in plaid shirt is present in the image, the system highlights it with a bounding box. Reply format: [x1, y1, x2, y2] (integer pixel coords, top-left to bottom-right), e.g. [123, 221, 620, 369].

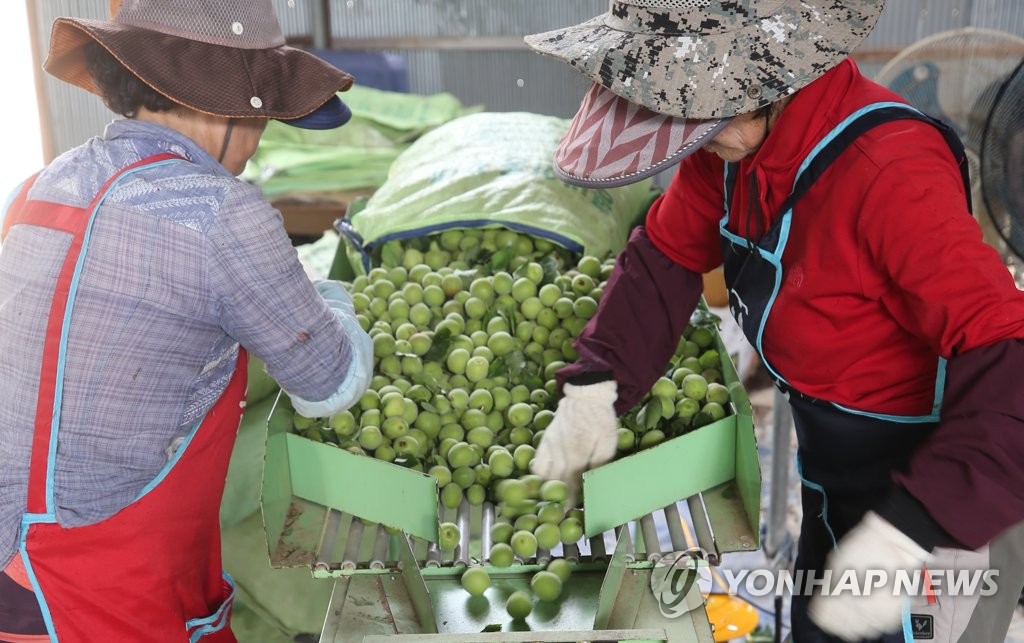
[0, 1, 372, 640]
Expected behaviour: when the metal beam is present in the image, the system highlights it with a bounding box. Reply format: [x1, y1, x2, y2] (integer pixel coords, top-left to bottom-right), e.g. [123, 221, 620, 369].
[25, 0, 54, 164]
[287, 35, 531, 51]
[764, 388, 793, 559]
[311, 0, 331, 49]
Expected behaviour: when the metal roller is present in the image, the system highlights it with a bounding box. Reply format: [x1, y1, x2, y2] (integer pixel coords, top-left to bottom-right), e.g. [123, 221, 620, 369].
[340, 517, 365, 570]
[536, 547, 552, 566]
[481, 503, 495, 563]
[639, 513, 662, 561]
[424, 540, 442, 568]
[663, 502, 689, 552]
[687, 494, 719, 565]
[455, 499, 471, 566]
[314, 510, 344, 573]
[369, 523, 389, 569]
[562, 541, 580, 563]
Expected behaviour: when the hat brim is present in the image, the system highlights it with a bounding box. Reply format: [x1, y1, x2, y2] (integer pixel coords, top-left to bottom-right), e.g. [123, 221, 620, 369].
[279, 95, 352, 130]
[555, 83, 729, 188]
[45, 17, 354, 122]
[525, 0, 884, 119]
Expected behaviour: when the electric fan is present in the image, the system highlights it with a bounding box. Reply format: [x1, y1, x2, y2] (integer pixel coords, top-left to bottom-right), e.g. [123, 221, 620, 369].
[875, 28, 1024, 261]
[981, 59, 1024, 265]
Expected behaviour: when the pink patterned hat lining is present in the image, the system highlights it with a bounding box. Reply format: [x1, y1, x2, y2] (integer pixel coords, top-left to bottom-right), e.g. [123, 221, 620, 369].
[555, 82, 729, 188]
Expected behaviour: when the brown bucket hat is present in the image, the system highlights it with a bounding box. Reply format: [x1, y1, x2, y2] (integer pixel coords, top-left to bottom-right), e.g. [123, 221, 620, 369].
[525, 0, 885, 186]
[44, 0, 354, 125]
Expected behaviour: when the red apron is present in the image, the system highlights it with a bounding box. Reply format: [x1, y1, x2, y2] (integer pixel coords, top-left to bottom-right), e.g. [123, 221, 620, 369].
[1, 155, 246, 642]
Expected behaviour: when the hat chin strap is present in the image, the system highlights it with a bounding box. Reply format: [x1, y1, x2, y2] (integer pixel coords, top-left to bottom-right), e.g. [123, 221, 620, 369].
[217, 119, 236, 165]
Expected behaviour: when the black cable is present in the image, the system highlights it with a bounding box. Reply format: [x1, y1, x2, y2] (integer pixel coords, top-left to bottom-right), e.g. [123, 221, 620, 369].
[775, 593, 784, 643]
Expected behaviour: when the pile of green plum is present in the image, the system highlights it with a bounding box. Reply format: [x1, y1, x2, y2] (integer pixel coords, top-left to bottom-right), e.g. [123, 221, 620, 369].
[616, 312, 736, 451]
[296, 229, 616, 498]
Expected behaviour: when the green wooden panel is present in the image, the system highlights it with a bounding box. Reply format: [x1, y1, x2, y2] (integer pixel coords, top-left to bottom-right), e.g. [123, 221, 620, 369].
[285, 432, 440, 542]
[734, 412, 762, 543]
[581, 418, 737, 538]
[714, 315, 759, 540]
[399, 534, 438, 634]
[594, 529, 631, 630]
[261, 431, 294, 551]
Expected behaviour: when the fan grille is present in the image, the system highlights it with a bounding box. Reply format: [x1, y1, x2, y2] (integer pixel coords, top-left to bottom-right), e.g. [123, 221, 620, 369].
[876, 28, 1024, 158]
[981, 60, 1024, 262]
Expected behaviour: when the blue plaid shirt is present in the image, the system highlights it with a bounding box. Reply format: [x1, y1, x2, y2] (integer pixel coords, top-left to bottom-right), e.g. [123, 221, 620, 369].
[0, 119, 357, 567]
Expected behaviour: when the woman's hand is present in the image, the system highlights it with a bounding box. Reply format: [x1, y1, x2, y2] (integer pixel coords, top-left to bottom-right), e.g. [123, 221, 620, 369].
[809, 511, 931, 640]
[531, 381, 619, 506]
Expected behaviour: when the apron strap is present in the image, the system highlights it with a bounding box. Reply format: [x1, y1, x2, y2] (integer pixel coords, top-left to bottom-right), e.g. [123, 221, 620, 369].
[779, 104, 972, 217]
[723, 103, 973, 251]
[1, 174, 40, 242]
[21, 153, 184, 516]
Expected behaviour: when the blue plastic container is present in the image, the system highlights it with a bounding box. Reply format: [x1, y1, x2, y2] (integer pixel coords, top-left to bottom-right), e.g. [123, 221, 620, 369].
[307, 49, 410, 93]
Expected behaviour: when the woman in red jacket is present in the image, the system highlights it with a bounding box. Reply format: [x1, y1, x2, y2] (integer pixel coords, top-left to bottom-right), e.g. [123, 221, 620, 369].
[525, 1, 1024, 641]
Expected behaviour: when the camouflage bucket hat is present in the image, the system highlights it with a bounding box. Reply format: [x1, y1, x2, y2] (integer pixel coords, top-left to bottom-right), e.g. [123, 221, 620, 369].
[525, 0, 885, 120]
[525, 0, 884, 186]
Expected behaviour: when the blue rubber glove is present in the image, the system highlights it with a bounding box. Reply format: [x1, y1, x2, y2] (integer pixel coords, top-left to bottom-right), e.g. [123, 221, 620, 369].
[286, 280, 372, 418]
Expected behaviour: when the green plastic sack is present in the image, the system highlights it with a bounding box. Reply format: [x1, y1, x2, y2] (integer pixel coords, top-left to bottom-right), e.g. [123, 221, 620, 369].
[243, 85, 478, 198]
[245, 357, 279, 406]
[339, 112, 653, 273]
[223, 511, 333, 642]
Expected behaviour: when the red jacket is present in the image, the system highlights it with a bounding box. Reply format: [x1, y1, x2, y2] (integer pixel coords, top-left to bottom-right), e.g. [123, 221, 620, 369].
[647, 58, 1024, 415]
[563, 58, 1024, 548]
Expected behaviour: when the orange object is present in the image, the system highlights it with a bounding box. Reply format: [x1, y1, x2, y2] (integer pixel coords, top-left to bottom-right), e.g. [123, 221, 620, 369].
[705, 593, 759, 642]
[703, 266, 729, 308]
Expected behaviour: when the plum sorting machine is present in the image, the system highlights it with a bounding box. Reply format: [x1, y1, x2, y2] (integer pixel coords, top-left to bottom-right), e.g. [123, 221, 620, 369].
[260, 227, 762, 641]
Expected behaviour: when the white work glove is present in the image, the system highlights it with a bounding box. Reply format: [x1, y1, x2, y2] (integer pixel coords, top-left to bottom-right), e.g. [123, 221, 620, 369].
[809, 511, 931, 641]
[532, 381, 618, 506]
[288, 280, 373, 418]
[313, 279, 357, 315]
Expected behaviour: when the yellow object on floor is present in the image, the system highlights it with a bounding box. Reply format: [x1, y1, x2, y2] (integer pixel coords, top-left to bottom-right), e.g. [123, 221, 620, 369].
[706, 593, 759, 642]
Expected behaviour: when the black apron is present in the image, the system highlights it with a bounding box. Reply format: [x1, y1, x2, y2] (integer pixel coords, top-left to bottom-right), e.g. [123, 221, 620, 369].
[719, 102, 972, 642]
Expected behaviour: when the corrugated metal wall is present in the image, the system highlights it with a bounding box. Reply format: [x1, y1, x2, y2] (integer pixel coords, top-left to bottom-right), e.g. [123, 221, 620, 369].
[31, 0, 1024, 160]
[277, 0, 315, 37]
[330, 0, 608, 37]
[325, 0, 609, 116]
